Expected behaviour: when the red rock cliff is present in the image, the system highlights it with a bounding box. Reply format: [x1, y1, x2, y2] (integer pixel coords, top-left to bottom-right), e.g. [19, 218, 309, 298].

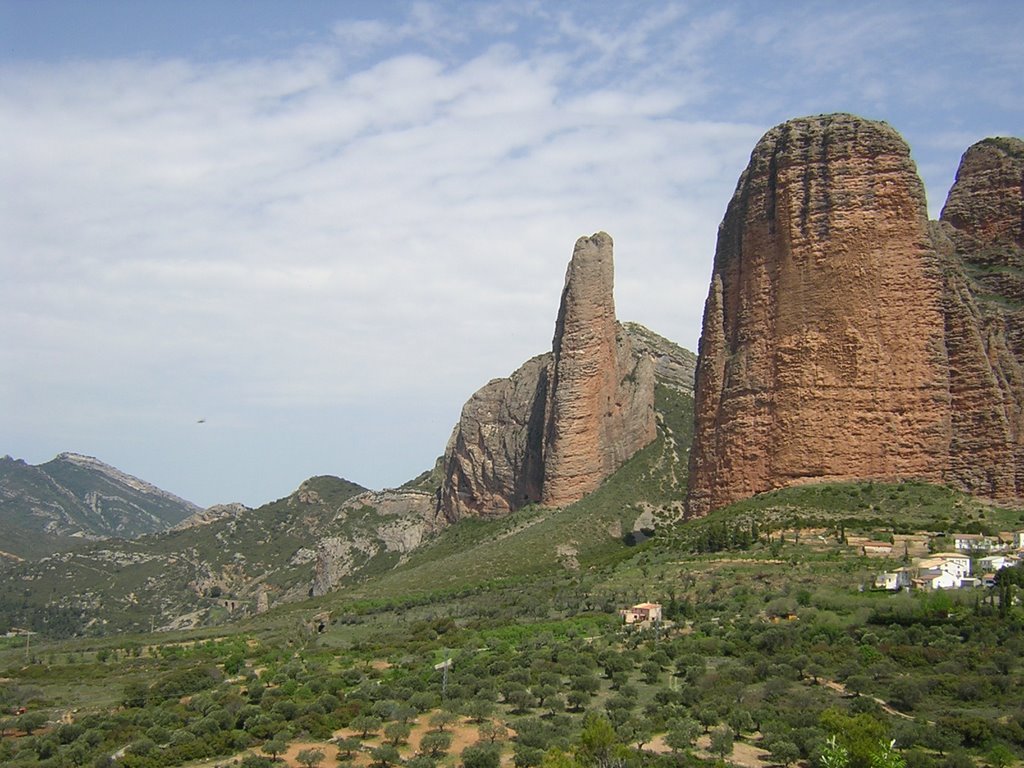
[687, 114, 954, 516]
[688, 116, 1024, 516]
[938, 137, 1024, 498]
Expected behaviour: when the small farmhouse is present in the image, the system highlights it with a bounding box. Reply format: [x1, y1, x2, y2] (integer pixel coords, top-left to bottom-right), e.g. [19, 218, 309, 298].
[621, 602, 663, 625]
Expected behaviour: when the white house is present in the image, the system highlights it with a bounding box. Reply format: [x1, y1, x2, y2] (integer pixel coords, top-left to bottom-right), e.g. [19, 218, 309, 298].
[874, 569, 912, 591]
[914, 568, 961, 590]
[920, 553, 971, 579]
[952, 533, 1000, 552]
[979, 554, 1017, 572]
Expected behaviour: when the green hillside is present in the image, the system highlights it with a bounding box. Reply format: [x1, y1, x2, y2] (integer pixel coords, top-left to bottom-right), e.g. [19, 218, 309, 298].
[3, 470, 1024, 768]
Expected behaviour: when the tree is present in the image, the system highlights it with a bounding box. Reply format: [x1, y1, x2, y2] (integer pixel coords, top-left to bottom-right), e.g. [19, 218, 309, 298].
[263, 738, 288, 760]
[335, 736, 363, 760]
[515, 743, 546, 768]
[17, 711, 47, 736]
[696, 706, 720, 734]
[371, 744, 402, 768]
[462, 743, 502, 768]
[465, 698, 495, 723]
[664, 719, 700, 753]
[576, 714, 627, 768]
[728, 709, 754, 738]
[429, 710, 459, 732]
[618, 716, 652, 750]
[641, 661, 661, 685]
[567, 690, 590, 713]
[872, 741, 906, 768]
[820, 710, 888, 768]
[297, 748, 326, 768]
[986, 743, 1015, 768]
[384, 720, 412, 746]
[543, 748, 582, 768]
[508, 689, 535, 714]
[352, 714, 383, 738]
[769, 740, 801, 767]
[479, 720, 510, 744]
[709, 725, 734, 761]
[420, 730, 453, 757]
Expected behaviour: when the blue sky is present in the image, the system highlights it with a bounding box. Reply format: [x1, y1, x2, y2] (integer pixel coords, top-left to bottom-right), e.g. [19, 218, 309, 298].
[2, 1, 1021, 507]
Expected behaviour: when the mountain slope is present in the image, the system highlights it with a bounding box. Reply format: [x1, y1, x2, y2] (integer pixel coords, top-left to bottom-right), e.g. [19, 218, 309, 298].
[0, 475, 442, 635]
[0, 453, 201, 558]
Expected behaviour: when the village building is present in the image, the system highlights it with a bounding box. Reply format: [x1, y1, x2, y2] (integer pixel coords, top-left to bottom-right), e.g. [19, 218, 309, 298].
[874, 568, 913, 591]
[979, 554, 1017, 572]
[913, 568, 961, 591]
[919, 553, 971, 580]
[952, 533, 1001, 552]
[860, 541, 894, 557]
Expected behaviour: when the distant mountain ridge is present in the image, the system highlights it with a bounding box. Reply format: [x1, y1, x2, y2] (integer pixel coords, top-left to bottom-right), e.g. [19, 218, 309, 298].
[0, 452, 201, 559]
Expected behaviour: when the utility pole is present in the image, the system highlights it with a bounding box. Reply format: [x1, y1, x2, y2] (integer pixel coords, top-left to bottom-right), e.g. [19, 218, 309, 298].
[434, 651, 452, 700]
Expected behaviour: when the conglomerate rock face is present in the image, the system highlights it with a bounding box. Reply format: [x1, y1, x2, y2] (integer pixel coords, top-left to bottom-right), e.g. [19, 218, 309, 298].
[437, 233, 663, 521]
[687, 114, 1024, 516]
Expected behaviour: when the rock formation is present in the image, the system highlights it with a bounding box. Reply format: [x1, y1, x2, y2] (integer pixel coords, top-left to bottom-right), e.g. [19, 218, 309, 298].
[687, 114, 1024, 516]
[542, 233, 656, 506]
[310, 489, 439, 596]
[437, 233, 673, 521]
[937, 137, 1024, 498]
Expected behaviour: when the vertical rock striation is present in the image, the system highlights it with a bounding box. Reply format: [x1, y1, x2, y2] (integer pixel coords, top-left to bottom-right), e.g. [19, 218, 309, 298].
[938, 137, 1024, 498]
[687, 115, 1024, 516]
[437, 233, 660, 521]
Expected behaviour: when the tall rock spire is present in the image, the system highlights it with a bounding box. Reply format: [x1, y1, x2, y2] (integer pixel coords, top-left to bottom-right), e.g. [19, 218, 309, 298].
[541, 233, 655, 506]
[437, 232, 658, 521]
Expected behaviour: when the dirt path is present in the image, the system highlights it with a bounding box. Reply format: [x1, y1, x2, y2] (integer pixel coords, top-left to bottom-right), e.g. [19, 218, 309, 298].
[820, 679, 928, 723]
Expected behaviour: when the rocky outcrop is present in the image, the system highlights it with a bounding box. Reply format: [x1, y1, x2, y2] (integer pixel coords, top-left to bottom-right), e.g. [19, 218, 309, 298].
[687, 115, 1024, 516]
[310, 490, 438, 596]
[621, 322, 696, 392]
[438, 233, 679, 521]
[436, 355, 550, 519]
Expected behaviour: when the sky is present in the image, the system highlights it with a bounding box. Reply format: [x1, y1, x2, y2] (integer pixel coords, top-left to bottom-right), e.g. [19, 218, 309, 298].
[2, 1, 1021, 508]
